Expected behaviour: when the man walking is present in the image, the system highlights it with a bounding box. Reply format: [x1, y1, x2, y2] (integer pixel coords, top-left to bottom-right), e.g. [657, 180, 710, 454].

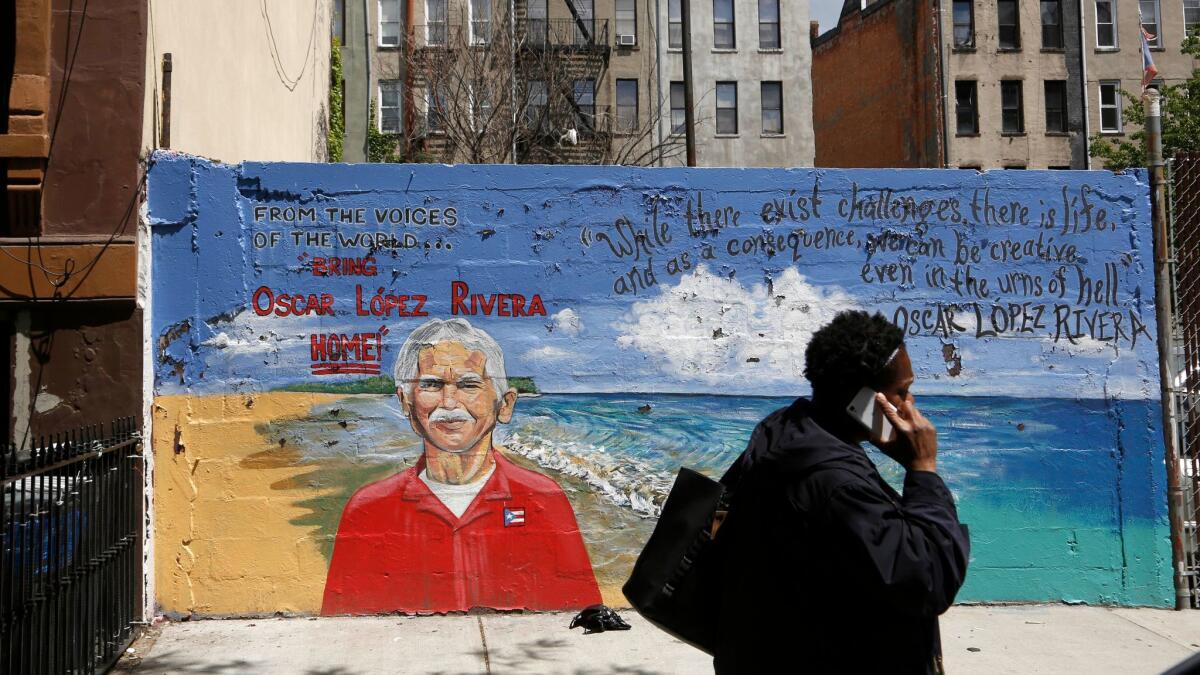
[713, 311, 970, 674]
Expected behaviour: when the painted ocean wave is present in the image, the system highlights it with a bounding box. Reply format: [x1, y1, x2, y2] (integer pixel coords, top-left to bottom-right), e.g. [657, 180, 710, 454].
[505, 433, 674, 518]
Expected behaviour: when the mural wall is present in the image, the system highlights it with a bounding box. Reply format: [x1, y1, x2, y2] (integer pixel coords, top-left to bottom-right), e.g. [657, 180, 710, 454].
[148, 153, 1172, 615]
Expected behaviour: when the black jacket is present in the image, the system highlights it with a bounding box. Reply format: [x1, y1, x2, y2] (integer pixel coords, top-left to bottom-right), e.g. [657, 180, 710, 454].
[713, 398, 970, 674]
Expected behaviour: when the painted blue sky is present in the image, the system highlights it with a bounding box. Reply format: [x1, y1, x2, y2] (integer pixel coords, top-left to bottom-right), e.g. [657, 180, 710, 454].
[150, 158, 1160, 400]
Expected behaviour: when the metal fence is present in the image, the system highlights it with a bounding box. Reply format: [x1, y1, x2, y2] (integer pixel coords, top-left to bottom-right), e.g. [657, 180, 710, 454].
[1170, 153, 1200, 608]
[2, 418, 144, 674]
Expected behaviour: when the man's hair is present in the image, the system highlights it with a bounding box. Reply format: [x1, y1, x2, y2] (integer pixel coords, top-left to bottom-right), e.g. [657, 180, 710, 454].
[804, 311, 905, 401]
[393, 318, 510, 399]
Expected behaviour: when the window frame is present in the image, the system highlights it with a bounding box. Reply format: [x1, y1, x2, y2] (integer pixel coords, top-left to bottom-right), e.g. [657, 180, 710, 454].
[1000, 80, 1025, 134]
[758, 0, 781, 49]
[379, 0, 402, 47]
[714, 0, 736, 50]
[426, 0, 448, 46]
[426, 84, 447, 134]
[952, 0, 975, 49]
[1043, 80, 1068, 134]
[998, 0, 1021, 50]
[1141, 0, 1162, 48]
[1095, 0, 1117, 49]
[573, 78, 597, 131]
[526, 79, 548, 130]
[616, 79, 639, 133]
[469, 0, 492, 45]
[616, 0, 637, 42]
[715, 81, 738, 135]
[954, 80, 978, 136]
[760, 81, 783, 135]
[1185, 0, 1200, 36]
[669, 0, 682, 49]
[1041, 0, 1063, 49]
[670, 81, 686, 134]
[379, 80, 402, 133]
[1098, 80, 1123, 133]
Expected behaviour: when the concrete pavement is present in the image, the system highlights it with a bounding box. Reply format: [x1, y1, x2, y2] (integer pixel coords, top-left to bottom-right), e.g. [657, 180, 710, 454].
[117, 605, 1200, 674]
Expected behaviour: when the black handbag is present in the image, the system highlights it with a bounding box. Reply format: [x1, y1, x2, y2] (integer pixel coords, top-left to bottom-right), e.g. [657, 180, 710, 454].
[621, 466, 734, 655]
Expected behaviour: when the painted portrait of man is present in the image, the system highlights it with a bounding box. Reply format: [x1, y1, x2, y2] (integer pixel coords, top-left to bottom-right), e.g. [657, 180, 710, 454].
[321, 318, 602, 615]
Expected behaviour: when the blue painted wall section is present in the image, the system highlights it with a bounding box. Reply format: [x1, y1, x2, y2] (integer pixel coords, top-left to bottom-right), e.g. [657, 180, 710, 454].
[149, 151, 1172, 608]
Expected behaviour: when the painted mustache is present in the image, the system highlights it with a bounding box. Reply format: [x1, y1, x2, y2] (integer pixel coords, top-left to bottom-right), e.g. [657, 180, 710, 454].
[428, 408, 476, 424]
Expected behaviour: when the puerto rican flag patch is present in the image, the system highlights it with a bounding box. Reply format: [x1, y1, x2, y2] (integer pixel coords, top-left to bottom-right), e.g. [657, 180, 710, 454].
[503, 507, 526, 527]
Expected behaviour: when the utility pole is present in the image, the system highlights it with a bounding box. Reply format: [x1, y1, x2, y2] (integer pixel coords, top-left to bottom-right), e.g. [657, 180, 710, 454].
[1146, 88, 1190, 610]
[680, 0, 697, 166]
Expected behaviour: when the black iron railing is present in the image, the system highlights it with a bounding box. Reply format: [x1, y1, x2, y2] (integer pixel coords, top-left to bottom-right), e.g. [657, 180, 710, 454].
[517, 18, 609, 49]
[2, 418, 143, 674]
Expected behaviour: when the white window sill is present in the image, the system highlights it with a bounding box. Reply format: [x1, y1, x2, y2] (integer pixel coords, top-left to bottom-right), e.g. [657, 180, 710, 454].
[712, 48, 738, 54]
[761, 133, 785, 138]
[758, 48, 783, 53]
[714, 133, 740, 138]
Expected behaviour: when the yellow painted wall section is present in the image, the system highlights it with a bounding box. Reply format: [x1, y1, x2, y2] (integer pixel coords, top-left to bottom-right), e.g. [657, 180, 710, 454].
[153, 393, 346, 616]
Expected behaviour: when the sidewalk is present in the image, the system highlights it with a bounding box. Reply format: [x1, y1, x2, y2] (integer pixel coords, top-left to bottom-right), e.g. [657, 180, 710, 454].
[117, 605, 1200, 674]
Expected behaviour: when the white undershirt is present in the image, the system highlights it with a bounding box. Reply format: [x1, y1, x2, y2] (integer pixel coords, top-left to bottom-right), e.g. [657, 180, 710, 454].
[417, 463, 496, 519]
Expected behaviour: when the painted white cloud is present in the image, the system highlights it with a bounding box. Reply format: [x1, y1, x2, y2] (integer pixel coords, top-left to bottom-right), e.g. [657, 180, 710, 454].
[523, 345, 575, 362]
[551, 308, 583, 336]
[615, 266, 859, 385]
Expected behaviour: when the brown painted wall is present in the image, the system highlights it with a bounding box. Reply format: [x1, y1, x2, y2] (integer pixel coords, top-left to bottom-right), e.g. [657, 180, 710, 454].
[812, 0, 942, 168]
[43, 0, 146, 236]
[5, 0, 146, 444]
[21, 306, 142, 439]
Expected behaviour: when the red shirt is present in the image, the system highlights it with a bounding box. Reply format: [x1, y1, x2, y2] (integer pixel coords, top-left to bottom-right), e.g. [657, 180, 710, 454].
[321, 451, 602, 615]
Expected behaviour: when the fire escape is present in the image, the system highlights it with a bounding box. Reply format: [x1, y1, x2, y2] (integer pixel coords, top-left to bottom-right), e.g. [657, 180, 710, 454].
[406, 0, 612, 164]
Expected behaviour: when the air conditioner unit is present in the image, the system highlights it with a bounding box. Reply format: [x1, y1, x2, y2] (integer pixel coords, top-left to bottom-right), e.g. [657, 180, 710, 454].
[617, 34, 636, 47]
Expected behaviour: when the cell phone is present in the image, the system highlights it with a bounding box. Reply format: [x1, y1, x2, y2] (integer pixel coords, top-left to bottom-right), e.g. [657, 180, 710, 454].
[846, 387, 895, 444]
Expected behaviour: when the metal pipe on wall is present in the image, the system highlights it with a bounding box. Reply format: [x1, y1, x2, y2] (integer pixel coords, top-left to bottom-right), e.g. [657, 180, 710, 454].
[680, 0, 696, 167]
[1147, 88, 1190, 610]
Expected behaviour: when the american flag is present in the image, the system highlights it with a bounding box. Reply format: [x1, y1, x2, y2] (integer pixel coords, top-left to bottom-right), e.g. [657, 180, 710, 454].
[1141, 20, 1160, 91]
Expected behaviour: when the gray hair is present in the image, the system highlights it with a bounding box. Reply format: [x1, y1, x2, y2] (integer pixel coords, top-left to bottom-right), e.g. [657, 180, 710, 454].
[393, 318, 510, 399]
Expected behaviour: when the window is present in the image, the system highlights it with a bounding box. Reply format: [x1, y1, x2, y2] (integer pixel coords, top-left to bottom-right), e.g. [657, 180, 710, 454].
[959, 165, 981, 171]
[1001, 80, 1025, 133]
[526, 80, 548, 129]
[952, 0, 974, 48]
[470, 0, 492, 44]
[1187, 0, 1200, 35]
[670, 81, 686, 134]
[1003, 165, 1027, 170]
[761, 81, 782, 135]
[1095, 0, 1117, 48]
[472, 82, 494, 131]
[574, 79, 596, 129]
[669, 0, 682, 48]
[617, 79, 639, 132]
[1049, 165, 1071, 170]
[426, 85, 447, 133]
[1041, 0, 1063, 49]
[759, 0, 780, 49]
[714, 0, 736, 49]
[955, 80, 978, 135]
[572, 0, 595, 45]
[616, 0, 637, 41]
[380, 0, 401, 46]
[333, 0, 346, 44]
[1044, 80, 1067, 133]
[1099, 81, 1122, 132]
[716, 81, 738, 134]
[1140, 1, 1161, 48]
[427, 0, 447, 45]
[527, 0, 547, 46]
[380, 80, 401, 133]
[998, 0, 1020, 49]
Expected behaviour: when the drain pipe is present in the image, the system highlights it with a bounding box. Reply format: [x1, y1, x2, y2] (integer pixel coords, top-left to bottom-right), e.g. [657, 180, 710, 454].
[1147, 88, 1191, 610]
